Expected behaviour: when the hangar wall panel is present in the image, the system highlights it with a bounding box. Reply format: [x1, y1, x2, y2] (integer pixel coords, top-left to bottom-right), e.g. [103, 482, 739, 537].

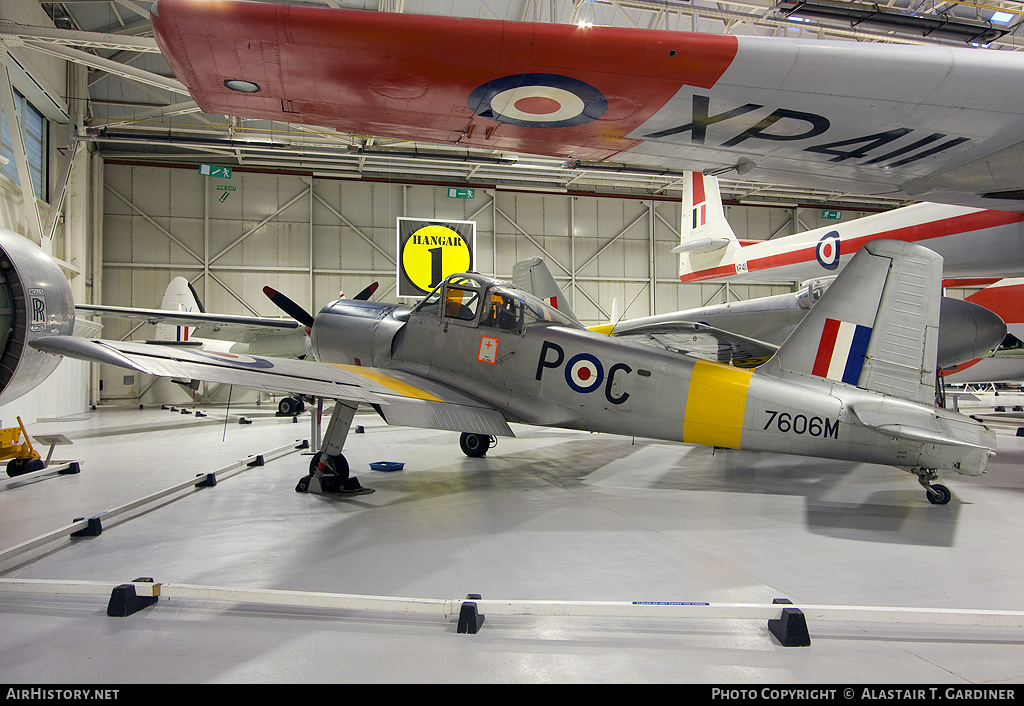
[101, 163, 836, 404]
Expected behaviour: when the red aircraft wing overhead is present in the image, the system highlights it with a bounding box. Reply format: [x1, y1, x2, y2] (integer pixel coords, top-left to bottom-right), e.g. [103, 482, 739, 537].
[151, 0, 1024, 209]
[150, 0, 738, 162]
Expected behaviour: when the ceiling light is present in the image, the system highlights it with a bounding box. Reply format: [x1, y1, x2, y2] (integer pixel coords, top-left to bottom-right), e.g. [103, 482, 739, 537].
[224, 80, 260, 93]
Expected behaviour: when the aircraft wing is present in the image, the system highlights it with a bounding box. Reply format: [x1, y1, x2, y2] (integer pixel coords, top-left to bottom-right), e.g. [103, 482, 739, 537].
[599, 320, 779, 369]
[30, 336, 514, 438]
[76, 304, 303, 343]
[151, 0, 1024, 210]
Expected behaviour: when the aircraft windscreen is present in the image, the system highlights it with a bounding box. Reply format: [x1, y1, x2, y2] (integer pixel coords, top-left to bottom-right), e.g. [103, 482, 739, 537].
[413, 274, 577, 329]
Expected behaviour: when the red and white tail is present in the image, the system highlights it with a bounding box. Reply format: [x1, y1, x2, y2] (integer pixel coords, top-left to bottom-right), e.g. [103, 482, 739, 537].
[675, 172, 741, 280]
[965, 278, 1024, 342]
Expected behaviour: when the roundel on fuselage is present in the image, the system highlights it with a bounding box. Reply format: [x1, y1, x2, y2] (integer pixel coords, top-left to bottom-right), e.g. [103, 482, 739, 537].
[564, 353, 604, 393]
[468, 74, 608, 128]
[815, 231, 841, 270]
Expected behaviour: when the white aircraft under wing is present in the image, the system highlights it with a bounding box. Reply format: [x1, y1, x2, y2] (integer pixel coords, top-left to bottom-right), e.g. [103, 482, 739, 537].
[149, 0, 1024, 210]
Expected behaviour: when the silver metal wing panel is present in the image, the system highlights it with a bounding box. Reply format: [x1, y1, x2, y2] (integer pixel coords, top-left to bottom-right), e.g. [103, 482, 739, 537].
[31, 336, 513, 436]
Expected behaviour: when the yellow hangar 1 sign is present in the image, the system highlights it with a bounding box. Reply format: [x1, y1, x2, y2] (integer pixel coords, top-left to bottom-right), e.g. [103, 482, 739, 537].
[397, 218, 476, 298]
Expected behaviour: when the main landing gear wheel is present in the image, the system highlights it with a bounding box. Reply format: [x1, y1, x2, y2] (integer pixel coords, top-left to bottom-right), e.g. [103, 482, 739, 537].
[460, 432, 493, 458]
[295, 451, 374, 496]
[926, 483, 952, 505]
[278, 396, 305, 416]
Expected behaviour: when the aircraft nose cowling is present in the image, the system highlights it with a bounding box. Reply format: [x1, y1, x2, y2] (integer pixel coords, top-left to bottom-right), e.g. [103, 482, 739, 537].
[310, 299, 405, 367]
[938, 297, 1007, 369]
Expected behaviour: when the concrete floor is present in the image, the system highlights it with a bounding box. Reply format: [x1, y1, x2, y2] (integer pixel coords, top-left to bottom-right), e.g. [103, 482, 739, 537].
[1, 403, 1023, 684]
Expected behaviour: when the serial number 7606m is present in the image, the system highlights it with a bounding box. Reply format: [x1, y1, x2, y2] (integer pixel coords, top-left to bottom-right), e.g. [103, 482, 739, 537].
[763, 410, 838, 439]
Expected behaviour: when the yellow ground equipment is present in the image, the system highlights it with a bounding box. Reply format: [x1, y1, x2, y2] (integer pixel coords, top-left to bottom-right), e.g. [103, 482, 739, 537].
[1, 417, 44, 477]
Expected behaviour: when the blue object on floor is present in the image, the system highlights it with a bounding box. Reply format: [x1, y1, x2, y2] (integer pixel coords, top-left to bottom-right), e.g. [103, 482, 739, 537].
[369, 461, 404, 472]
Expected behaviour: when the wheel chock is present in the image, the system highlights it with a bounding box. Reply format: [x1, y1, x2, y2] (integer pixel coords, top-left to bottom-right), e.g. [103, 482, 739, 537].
[239, 417, 252, 425]
[107, 578, 158, 617]
[195, 411, 207, 418]
[195, 472, 217, 487]
[70, 516, 102, 537]
[1016, 427, 1024, 437]
[57, 461, 81, 475]
[768, 598, 811, 647]
[295, 439, 309, 450]
[457, 594, 485, 634]
[246, 454, 265, 467]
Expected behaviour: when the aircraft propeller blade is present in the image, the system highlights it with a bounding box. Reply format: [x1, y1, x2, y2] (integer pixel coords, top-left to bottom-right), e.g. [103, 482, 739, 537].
[353, 282, 379, 301]
[263, 286, 314, 327]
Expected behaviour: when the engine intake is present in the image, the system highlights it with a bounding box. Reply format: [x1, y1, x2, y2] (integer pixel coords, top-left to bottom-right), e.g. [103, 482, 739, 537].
[0, 227, 75, 406]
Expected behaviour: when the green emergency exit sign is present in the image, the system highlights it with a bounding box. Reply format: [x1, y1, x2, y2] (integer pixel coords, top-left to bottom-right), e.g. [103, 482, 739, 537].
[820, 209, 842, 219]
[200, 164, 232, 178]
[447, 187, 475, 199]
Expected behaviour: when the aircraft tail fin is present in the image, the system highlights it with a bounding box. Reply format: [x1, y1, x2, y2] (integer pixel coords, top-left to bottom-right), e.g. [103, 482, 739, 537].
[512, 257, 582, 326]
[155, 276, 204, 342]
[758, 239, 942, 405]
[674, 172, 742, 279]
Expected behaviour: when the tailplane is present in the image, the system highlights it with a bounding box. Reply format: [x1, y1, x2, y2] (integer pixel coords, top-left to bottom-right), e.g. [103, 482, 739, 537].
[758, 239, 942, 405]
[674, 172, 742, 279]
[155, 276, 204, 342]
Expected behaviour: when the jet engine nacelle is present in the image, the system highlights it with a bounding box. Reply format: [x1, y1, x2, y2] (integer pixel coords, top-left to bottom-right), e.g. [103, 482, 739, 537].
[0, 227, 75, 406]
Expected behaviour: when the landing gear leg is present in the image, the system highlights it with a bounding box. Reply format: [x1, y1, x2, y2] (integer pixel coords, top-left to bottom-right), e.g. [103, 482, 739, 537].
[914, 468, 951, 505]
[296, 400, 373, 496]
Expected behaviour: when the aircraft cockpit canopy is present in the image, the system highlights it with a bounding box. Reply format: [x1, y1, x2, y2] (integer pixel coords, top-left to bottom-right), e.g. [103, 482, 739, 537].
[414, 273, 578, 331]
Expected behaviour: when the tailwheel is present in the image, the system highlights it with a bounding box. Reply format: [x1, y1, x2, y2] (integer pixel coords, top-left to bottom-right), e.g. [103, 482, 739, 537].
[460, 432, 493, 458]
[926, 483, 952, 505]
[914, 468, 951, 505]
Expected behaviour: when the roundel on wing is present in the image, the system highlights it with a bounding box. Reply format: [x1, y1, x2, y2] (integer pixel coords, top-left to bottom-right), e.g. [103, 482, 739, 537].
[193, 350, 275, 369]
[564, 353, 604, 393]
[468, 74, 608, 128]
[815, 231, 841, 270]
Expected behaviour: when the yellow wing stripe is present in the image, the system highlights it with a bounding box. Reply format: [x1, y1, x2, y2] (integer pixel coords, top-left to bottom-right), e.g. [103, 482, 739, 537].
[682, 359, 752, 449]
[331, 364, 442, 402]
[587, 324, 615, 336]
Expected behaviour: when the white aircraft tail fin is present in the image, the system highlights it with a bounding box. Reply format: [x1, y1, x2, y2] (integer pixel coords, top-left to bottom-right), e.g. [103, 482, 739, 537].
[675, 172, 742, 279]
[758, 239, 942, 405]
[512, 257, 582, 326]
[156, 276, 204, 342]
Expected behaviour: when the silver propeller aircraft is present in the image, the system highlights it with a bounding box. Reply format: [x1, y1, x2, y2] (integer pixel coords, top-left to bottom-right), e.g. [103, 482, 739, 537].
[0, 226, 995, 504]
